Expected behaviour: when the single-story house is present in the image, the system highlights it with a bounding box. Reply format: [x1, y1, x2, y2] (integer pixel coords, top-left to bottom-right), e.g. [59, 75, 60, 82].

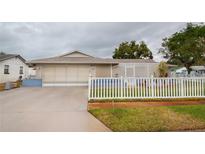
[0, 53, 29, 83]
[28, 51, 158, 86]
[171, 66, 205, 77]
[191, 66, 205, 76]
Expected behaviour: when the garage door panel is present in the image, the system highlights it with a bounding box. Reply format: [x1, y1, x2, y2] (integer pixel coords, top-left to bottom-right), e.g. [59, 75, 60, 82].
[66, 65, 78, 82]
[43, 64, 91, 85]
[55, 66, 67, 82]
[43, 66, 55, 82]
[78, 66, 90, 82]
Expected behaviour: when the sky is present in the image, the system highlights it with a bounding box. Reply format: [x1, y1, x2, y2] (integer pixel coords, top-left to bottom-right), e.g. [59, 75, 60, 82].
[0, 22, 187, 61]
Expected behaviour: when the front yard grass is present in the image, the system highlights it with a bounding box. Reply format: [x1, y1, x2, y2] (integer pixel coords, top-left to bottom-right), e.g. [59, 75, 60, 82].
[168, 105, 205, 121]
[89, 105, 205, 131]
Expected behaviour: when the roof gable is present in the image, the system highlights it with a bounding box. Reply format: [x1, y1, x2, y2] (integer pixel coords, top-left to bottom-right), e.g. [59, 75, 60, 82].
[0, 54, 26, 63]
[60, 51, 93, 58]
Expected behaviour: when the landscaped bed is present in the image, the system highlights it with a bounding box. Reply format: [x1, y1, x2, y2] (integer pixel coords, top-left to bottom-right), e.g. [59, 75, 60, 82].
[89, 104, 205, 131]
[88, 98, 205, 109]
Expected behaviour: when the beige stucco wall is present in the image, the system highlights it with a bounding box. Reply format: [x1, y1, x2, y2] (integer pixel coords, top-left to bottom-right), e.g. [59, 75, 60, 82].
[0, 57, 29, 83]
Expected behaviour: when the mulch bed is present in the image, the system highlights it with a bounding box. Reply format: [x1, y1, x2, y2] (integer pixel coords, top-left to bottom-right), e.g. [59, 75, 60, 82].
[88, 100, 205, 110]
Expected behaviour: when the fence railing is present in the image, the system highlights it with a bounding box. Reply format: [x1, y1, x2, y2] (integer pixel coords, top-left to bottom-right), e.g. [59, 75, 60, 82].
[88, 77, 205, 100]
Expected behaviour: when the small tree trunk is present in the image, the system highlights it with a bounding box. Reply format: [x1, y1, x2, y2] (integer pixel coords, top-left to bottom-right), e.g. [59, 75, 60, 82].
[187, 67, 192, 74]
[185, 63, 192, 75]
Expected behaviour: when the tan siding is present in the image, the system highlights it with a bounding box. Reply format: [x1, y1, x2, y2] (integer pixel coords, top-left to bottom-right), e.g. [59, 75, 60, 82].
[95, 65, 111, 77]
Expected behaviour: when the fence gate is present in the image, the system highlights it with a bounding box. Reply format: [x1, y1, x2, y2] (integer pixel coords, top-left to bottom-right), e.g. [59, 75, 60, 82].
[88, 77, 205, 100]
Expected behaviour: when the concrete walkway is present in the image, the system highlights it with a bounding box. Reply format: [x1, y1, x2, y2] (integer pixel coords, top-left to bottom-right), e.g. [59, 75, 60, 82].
[0, 87, 110, 132]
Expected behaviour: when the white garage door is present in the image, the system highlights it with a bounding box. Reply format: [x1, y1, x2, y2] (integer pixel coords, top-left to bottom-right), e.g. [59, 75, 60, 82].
[43, 65, 90, 86]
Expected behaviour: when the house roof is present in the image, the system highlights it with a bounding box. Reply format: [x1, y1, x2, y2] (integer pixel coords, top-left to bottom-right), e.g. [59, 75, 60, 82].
[59, 51, 94, 58]
[28, 51, 157, 65]
[0, 54, 26, 63]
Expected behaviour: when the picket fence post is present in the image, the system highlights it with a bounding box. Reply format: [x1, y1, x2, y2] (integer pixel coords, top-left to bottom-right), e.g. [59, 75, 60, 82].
[88, 76, 91, 99]
[181, 77, 184, 97]
[88, 77, 205, 100]
[151, 76, 154, 97]
[121, 76, 123, 98]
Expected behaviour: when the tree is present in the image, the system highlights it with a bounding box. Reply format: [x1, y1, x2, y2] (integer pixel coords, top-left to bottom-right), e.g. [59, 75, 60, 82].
[159, 23, 205, 74]
[157, 61, 168, 77]
[113, 41, 153, 59]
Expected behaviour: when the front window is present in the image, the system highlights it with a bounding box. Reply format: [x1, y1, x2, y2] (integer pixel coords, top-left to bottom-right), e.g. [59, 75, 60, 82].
[19, 66, 23, 74]
[4, 65, 9, 74]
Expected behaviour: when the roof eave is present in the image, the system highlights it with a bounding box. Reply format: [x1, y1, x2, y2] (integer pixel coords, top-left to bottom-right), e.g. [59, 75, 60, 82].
[27, 61, 157, 65]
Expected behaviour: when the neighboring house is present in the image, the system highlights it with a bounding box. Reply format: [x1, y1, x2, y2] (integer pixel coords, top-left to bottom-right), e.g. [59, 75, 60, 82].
[171, 66, 205, 77]
[191, 66, 205, 76]
[0, 54, 29, 83]
[28, 51, 158, 86]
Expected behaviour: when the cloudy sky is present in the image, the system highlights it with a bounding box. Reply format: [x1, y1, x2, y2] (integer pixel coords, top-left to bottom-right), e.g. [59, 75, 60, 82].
[0, 22, 187, 61]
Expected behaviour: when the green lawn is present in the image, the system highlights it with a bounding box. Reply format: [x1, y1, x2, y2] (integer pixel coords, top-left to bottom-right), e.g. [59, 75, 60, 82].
[89, 105, 205, 131]
[168, 105, 205, 121]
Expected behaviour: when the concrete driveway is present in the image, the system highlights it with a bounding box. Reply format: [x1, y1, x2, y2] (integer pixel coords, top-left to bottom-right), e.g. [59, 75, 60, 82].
[0, 87, 110, 132]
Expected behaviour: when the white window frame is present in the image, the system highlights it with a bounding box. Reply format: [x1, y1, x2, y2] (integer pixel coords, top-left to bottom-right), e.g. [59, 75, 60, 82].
[19, 66, 23, 74]
[4, 65, 9, 74]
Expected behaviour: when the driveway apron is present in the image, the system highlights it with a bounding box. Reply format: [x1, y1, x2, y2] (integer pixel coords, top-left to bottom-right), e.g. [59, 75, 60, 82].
[0, 87, 110, 132]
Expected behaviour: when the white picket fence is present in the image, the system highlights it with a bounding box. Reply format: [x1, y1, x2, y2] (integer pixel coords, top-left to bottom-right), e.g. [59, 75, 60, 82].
[88, 77, 205, 100]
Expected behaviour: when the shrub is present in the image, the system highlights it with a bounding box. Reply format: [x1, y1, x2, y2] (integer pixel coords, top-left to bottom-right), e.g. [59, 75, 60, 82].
[158, 61, 168, 77]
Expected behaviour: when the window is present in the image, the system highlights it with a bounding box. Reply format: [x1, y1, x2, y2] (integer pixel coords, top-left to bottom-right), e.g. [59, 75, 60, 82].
[19, 66, 23, 74]
[4, 65, 9, 74]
